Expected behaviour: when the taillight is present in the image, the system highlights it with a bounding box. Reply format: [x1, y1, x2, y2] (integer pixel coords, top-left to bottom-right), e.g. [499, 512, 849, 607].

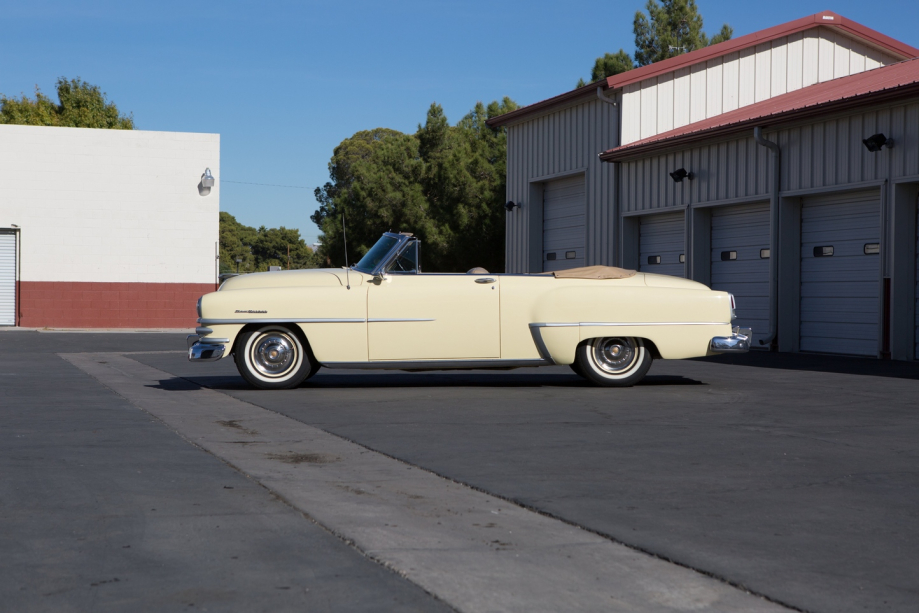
[729, 294, 737, 320]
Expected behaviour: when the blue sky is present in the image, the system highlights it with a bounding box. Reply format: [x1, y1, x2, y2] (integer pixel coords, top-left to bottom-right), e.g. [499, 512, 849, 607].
[3, 1, 917, 245]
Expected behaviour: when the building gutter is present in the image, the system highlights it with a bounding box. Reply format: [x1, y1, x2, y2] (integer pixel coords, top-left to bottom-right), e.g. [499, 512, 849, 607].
[595, 87, 622, 266]
[753, 126, 780, 349]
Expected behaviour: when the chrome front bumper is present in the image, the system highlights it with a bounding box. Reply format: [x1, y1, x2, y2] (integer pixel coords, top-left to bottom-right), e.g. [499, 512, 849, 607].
[186, 334, 228, 362]
[710, 327, 752, 353]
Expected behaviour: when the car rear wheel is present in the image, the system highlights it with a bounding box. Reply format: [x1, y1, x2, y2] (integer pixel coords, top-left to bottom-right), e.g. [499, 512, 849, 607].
[575, 337, 652, 387]
[234, 325, 318, 390]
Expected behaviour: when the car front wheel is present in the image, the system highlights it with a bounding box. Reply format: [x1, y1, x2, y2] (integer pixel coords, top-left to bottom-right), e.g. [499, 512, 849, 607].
[234, 325, 317, 390]
[575, 337, 652, 387]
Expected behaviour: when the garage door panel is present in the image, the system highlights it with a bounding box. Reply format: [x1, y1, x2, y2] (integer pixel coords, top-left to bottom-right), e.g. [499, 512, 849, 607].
[639, 212, 685, 279]
[710, 203, 770, 345]
[542, 175, 586, 272]
[800, 190, 879, 356]
[0, 233, 15, 326]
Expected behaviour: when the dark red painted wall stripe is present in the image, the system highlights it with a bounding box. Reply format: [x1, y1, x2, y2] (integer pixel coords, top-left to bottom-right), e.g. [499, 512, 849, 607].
[18, 281, 215, 328]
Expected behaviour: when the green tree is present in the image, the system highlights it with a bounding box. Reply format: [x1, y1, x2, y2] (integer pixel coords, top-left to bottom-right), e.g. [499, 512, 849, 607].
[311, 97, 517, 273]
[219, 212, 320, 273]
[578, 0, 731, 84]
[0, 77, 134, 129]
[634, 0, 732, 66]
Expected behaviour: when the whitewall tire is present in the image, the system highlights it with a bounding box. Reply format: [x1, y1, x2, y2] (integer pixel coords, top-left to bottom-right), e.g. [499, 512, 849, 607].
[234, 325, 317, 390]
[575, 337, 652, 387]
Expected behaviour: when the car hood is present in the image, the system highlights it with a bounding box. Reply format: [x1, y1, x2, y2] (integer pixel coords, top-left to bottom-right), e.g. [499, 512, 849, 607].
[219, 268, 363, 291]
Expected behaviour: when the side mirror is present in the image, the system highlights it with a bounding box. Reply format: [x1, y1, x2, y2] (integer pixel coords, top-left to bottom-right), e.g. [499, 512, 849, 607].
[373, 272, 387, 284]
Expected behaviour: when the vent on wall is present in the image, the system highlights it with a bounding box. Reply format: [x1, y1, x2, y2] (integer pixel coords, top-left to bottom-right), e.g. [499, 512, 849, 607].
[546, 252, 556, 261]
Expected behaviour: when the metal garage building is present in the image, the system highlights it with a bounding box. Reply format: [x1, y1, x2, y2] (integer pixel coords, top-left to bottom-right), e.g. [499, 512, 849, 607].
[488, 11, 919, 361]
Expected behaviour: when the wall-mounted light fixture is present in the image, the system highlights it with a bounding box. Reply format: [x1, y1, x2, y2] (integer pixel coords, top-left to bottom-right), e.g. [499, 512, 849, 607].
[201, 168, 216, 187]
[862, 133, 893, 152]
[505, 200, 519, 212]
[669, 168, 694, 183]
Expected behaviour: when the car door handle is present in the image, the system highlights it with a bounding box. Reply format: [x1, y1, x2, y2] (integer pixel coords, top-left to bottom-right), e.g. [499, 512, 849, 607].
[474, 278, 496, 284]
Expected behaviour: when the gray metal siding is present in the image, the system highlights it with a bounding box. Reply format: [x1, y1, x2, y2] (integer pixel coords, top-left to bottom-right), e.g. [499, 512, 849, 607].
[915, 206, 919, 359]
[800, 190, 880, 355]
[542, 175, 586, 271]
[639, 212, 685, 277]
[504, 98, 618, 273]
[710, 203, 770, 345]
[619, 100, 919, 214]
[0, 232, 15, 326]
[620, 136, 771, 213]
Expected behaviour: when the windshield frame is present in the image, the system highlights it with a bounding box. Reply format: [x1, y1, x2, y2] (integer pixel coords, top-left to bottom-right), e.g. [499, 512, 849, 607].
[352, 232, 414, 275]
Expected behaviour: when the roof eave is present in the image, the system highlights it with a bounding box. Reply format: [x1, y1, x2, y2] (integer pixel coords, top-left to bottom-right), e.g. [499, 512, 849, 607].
[599, 82, 919, 162]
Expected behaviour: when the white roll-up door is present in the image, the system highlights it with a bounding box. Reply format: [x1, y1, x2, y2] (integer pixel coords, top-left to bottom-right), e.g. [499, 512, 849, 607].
[711, 203, 770, 346]
[542, 174, 586, 272]
[0, 232, 16, 326]
[800, 190, 880, 356]
[639, 212, 685, 277]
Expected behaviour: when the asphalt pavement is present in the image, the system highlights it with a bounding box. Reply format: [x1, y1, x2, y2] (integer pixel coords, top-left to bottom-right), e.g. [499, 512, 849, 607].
[3, 329, 918, 612]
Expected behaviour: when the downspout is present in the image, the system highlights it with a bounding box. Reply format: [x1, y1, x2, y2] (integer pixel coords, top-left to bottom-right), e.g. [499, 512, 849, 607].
[597, 87, 620, 266]
[754, 126, 780, 348]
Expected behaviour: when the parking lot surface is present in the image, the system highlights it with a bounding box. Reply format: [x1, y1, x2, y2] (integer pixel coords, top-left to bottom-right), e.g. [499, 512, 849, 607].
[4, 330, 919, 611]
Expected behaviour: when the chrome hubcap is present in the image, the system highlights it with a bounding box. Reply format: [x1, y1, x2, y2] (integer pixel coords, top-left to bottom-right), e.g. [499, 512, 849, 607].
[593, 337, 637, 373]
[252, 333, 295, 377]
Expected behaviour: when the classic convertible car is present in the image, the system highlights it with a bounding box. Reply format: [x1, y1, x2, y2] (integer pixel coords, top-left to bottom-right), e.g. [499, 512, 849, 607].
[188, 232, 750, 389]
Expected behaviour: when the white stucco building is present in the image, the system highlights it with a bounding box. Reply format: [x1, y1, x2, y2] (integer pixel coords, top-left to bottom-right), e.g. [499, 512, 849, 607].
[0, 124, 219, 328]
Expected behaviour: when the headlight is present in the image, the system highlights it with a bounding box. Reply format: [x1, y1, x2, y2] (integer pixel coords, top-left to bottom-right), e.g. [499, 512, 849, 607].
[729, 294, 737, 321]
[196, 296, 202, 318]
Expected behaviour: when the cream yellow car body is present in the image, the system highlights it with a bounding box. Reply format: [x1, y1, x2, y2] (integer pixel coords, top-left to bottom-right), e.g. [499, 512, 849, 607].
[194, 267, 736, 366]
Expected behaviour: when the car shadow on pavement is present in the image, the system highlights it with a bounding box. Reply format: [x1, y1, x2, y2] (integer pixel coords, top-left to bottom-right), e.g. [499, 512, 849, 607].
[148, 373, 705, 391]
[697, 350, 919, 380]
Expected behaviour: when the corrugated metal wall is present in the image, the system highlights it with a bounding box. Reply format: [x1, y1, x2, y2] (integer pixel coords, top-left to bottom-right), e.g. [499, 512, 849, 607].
[620, 136, 771, 212]
[621, 27, 899, 144]
[505, 98, 618, 273]
[620, 100, 919, 213]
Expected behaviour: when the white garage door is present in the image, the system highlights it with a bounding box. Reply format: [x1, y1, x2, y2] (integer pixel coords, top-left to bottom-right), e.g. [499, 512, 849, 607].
[639, 212, 684, 278]
[0, 232, 16, 326]
[542, 174, 585, 272]
[800, 190, 880, 356]
[711, 203, 770, 346]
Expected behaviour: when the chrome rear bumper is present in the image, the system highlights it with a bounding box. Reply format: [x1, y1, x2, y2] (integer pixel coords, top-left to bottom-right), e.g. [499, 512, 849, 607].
[186, 334, 228, 362]
[710, 327, 752, 353]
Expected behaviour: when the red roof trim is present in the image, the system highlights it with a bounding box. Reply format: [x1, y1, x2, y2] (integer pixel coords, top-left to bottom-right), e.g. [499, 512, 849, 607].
[599, 58, 919, 162]
[486, 11, 919, 128]
[604, 11, 919, 91]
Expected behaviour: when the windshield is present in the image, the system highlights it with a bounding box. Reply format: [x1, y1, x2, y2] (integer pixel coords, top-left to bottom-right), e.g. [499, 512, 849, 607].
[354, 235, 399, 273]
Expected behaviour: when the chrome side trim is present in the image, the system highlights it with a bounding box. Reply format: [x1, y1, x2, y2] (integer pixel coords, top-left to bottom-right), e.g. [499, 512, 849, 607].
[198, 318, 366, 325]
[529, 322, 579, 328]
[579, 321, 728, 327]
[526, 324, 557, 363]
[321, 359, 552, 370]
[367, 318, 435, 323]
[195, 326, 213, 335]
